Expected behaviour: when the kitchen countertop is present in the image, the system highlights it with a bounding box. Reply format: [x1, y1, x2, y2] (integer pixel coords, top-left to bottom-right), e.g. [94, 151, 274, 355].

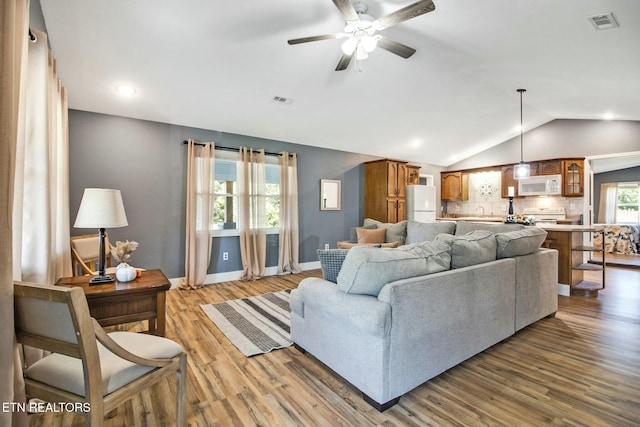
[436, 217, 588, 228]
[437, 216, 504, 222]
[535, 223, 604, 232]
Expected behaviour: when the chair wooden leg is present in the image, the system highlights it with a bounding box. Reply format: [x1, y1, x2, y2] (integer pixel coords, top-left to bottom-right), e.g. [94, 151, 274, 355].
[176, 353, 188, 427]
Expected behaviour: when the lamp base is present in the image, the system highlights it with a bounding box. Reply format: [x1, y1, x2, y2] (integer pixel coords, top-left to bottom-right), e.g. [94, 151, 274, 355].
[89, 275, 115, 285]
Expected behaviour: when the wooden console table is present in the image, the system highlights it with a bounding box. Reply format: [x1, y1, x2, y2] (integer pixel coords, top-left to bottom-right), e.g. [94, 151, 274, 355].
[56, 269, 171, 336]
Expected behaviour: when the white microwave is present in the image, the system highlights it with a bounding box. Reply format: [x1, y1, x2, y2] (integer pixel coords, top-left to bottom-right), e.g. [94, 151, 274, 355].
[518, 174, 562, 196]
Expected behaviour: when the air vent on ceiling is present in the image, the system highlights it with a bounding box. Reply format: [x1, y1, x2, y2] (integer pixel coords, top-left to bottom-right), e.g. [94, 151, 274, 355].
[588, 12, 619, 30]
[272, 96, 293, 105]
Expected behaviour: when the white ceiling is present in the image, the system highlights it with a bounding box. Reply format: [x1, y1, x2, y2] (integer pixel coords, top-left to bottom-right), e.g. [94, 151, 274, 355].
[39, 0, 640, 167]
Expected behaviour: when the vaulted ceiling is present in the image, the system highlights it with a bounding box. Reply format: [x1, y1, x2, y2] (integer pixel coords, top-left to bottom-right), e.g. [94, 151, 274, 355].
[39, 0, 640, 166]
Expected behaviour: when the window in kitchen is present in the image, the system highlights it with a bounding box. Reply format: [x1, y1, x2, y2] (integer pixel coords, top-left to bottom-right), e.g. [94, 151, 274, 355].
[616, 182, 639, 223]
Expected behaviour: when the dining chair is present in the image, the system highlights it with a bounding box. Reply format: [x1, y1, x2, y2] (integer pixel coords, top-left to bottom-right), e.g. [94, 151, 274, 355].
[70, 234, 113, 276]
[14, 281, 187, 427]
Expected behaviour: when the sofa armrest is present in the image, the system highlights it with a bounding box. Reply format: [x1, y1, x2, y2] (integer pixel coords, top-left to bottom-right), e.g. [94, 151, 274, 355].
[295, 277, 391, 338]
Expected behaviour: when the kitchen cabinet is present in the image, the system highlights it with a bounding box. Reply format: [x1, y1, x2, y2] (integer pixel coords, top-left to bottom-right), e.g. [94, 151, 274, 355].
[407, 165, 421, 185]
[365, 159, 413, 223]
[562, 159, 584, 197]
[500, 166, 520, 198]
[441, 171, 468, 201]
[536, 160, 562, 175]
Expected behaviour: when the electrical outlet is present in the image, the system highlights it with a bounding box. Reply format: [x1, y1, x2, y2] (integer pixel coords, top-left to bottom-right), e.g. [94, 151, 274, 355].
[223, 252, 229, 261]
[324, 244, 330, 250]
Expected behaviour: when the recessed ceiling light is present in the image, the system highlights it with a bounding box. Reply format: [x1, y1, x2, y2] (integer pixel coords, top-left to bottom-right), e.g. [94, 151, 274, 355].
[603, 112, 614, 120]
[115, 84, 136, 97]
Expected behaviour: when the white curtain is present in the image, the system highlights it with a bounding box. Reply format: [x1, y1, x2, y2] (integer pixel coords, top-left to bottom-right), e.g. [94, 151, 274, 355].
[179, 140, 215, 289]
[238, 147, 266, 280]
[13, 30, 71, 285]
[598, 183, 618, 223]
[1, 0, 35, 424]
[277, 152, 301, 275]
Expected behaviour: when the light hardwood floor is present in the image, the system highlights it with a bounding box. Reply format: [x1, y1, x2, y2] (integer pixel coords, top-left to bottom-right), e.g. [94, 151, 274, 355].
[30, 267, 640, 427]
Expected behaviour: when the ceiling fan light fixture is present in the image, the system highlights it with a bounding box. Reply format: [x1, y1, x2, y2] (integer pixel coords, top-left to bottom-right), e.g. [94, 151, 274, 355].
[361, 35, 378, 52]
[356, 44, 369, 60]
[341, 38, 357, 55]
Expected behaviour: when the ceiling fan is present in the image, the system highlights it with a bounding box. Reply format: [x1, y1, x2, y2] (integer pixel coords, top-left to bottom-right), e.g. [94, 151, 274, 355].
[287, 0, 436, 71]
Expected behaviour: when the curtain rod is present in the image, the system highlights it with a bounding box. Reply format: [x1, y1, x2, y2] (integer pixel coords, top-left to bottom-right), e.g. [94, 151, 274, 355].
[182, 140, 294, 158]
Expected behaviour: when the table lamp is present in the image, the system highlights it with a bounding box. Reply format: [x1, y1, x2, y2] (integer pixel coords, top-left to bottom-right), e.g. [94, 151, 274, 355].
[74, 188, 128, 284]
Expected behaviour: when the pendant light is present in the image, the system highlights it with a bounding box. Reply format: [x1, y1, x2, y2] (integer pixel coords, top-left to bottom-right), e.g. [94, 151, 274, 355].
[514, 88, 530, 179]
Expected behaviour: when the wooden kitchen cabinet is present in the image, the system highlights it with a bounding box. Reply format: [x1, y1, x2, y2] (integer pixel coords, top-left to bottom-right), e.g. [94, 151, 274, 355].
[536, 160, 562, 175]
[407, 165, 421, 185]
[500, 166, 518, 198]
[441, 171, 468, 201]
[562, 159, 584, 197]
[365, 159, 413, 223]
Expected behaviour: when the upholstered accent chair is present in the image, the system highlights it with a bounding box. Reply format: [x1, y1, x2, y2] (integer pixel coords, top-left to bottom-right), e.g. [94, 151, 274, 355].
[14, 281, 187, 427]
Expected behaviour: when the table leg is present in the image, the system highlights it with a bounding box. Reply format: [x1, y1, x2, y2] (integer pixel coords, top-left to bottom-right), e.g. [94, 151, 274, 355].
[156, 290, 167, 337]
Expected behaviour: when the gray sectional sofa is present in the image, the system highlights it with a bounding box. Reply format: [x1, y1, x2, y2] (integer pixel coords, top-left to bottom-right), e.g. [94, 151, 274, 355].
[290, 220, 558, 411]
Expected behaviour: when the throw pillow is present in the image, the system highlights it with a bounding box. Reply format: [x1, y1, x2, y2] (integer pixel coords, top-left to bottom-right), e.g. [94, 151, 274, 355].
[316, 249, 349, 283]
[405, 220, 457, 244]
[435, 230, 497, 268]
[495, 227, 548, 258]
[348, 223, 377, 243]
[363, 218, 408, 245]
[336, 241, 451, 296]
[356, 227, 386, 244]
[337, 241, 400, 249]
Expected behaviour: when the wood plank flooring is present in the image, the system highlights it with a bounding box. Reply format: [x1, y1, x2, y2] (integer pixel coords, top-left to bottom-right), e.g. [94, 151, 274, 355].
[30, 266, 640, 427]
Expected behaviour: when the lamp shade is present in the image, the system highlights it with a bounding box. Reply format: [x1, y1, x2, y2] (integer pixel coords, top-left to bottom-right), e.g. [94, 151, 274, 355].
[74, 188, 128, 228]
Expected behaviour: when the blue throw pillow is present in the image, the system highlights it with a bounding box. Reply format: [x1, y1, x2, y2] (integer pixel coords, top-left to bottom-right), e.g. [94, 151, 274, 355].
[316, 249, 349, 283]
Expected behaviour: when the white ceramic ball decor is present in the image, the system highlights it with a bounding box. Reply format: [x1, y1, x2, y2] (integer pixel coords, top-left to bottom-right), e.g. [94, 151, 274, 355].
[116, 263, 137, 282]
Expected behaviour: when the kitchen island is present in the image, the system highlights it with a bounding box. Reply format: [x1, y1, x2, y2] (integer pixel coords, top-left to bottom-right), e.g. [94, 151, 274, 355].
[532, 224, 605, 297]
[436, 219, 605, 297]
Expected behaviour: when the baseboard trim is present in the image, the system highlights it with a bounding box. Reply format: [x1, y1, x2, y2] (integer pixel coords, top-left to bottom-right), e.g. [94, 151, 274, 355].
[558, 283, 570, 296]
[169, 261, 321, 288]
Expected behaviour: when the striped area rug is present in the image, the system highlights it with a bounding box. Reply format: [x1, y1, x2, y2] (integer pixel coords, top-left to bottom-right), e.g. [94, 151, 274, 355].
[200, 290, 292, 357]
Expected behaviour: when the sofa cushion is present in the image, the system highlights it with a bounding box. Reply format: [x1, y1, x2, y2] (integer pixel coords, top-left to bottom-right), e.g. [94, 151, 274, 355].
[357, 227, 386, 244]
[454, 222, 525, 236]
[317, 249, 349, 283]
[405, 220, 457, 244]
[363, 218, 407, 245]
[495, 227, 548, 258]
[336, 241, 451, 296]
[435, 230, 497, 268]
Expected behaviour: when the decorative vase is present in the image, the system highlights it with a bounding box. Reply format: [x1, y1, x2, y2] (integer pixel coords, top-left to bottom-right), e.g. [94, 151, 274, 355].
[116, 263, 137, 282]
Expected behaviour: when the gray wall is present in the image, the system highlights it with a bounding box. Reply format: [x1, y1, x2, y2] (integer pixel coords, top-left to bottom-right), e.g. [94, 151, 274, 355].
[593, 166, 640, 221]
[449, 119, 640, 171]
[68, 110, 378, 278]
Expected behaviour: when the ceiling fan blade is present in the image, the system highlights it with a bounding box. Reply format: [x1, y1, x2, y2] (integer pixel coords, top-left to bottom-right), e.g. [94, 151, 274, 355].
[374, 0, 435, 29]
[331, 0, 359, 22]
[335, 53, 353, 71]
[377, 36, 416, 58]
[288, 34, 341, 45]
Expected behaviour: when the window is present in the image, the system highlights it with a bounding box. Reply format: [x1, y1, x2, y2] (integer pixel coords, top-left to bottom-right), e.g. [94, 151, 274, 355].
[616, 182, 639, 223]
[210, 152, 280, 233]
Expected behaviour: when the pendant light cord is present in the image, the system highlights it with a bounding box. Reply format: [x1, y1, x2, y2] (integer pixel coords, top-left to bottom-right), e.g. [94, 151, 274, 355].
[517, 88, 526, 163]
